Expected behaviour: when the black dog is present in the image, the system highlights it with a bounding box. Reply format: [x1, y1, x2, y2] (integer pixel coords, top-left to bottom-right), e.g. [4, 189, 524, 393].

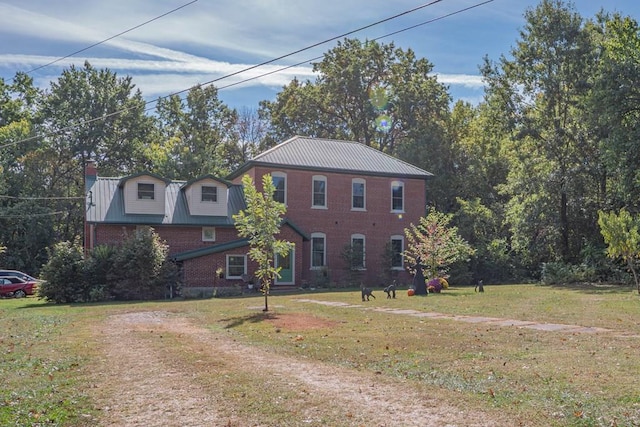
[475, 280, 485, 293]
[361, 286, 375, 301]
[383, 282, 397, 299]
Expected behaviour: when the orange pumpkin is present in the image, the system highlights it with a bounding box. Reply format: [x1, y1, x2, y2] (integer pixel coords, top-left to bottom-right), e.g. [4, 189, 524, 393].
[407, 288, 415, 296]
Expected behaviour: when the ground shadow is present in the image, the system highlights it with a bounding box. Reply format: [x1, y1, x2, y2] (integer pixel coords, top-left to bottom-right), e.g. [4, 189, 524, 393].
[221, 312, 278, 329]
[540, 282, 636, 295]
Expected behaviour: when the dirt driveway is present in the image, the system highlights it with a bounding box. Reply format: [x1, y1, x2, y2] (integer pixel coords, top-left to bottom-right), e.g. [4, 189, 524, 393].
[90, 310, 507, 427]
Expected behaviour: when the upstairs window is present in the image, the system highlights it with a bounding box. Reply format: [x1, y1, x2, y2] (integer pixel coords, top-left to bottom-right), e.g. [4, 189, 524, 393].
[137, 183, 155, 200]
[352, 178, 366, 210]
[312, 175, 327, 208]
[201, 186, 217, 202]
[272, 172, 287, 204]
[391, 181, 404, 212]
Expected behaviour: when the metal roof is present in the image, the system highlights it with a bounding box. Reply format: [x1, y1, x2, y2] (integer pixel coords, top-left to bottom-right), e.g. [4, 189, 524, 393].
[86, 175, 245, 226]
[227, 136, 433, 180]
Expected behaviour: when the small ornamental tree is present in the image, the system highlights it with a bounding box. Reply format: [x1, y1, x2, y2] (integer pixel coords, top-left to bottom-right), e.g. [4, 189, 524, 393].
[233, 174, 293, 311]
[598, 209, 640, 294]
[404, 209, 475, 281]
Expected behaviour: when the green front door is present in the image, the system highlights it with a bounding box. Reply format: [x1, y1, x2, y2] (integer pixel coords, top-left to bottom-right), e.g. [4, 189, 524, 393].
[275, 250, 294, 284]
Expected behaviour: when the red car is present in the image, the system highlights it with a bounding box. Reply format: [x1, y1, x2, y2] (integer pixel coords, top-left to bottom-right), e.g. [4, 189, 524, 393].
[0, 276, 36, 298]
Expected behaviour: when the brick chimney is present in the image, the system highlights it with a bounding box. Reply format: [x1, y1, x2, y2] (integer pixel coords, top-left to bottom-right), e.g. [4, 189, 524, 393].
[85, 159, 97, 179]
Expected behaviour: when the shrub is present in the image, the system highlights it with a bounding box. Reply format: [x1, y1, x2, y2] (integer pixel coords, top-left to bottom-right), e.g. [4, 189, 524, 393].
[39, 241, 85, 303]
[108, 228, 169, 300]
[541, 262, 597, 285]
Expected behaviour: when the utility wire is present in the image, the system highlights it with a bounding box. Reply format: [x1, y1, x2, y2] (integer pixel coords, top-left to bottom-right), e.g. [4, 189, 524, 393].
[8, 0, 199, 79]
[0, 0, 494, 150]
[0, 0, 492, 209]
[215, 0, 494, 93]
[0, 211, 67, 219]
[0, 195, 84, 200]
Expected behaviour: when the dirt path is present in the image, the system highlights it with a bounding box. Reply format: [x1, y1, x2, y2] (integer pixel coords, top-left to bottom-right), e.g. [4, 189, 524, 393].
[91, 311, 505, 427]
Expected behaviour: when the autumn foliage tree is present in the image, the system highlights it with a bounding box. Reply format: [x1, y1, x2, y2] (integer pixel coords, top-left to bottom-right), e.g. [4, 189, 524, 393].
[233, 174, 293, 311]
[404, 209, 475, 281]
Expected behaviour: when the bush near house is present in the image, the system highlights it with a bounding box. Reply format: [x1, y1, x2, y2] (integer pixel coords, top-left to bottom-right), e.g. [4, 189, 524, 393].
[39, 229, 180, 303]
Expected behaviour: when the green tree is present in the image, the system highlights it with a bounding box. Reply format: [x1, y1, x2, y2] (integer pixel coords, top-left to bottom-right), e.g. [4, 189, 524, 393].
[31, 62, 155, 246]
[233, 174, 293, 312]
[589, 13, 640, 211]
[154, 84, 239, 179]
[404, 209, 475, 280]
[481, 0, 602, 267]
[260, 38, 450, 155]
[598, 209, 640, 294]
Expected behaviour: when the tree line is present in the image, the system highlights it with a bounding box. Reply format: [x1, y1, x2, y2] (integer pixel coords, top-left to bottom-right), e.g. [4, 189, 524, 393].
[2, 0, 640, 286]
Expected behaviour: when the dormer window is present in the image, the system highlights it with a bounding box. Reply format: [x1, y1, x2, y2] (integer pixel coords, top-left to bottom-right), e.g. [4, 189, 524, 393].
[201, 186, 217, 202]
[137, 183, 155, 200]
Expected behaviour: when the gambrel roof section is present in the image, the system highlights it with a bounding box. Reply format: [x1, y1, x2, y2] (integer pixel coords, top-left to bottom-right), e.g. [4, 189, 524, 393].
[227, 135, 434, 180]
[86, 174, 246, 226]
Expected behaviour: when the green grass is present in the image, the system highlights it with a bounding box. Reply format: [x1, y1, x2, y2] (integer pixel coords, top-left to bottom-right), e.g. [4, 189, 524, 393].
[1, 283, 639, 426]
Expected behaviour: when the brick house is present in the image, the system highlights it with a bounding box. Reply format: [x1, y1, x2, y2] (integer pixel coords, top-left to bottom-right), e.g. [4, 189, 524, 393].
[84, 136, 432, 295]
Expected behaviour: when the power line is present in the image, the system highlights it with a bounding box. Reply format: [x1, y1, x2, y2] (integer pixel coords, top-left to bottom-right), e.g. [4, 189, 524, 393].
[216, 0, 494, 93]
[0, 0, 493, 150]
[0, 195, 84, 200]
[0, 211, 68, 219]
[9, 0, 199, 79]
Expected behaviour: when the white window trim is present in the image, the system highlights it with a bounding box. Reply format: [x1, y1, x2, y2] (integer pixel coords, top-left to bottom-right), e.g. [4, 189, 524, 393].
[311, 175, 327, 209]
[390, 235, 404, 270]
[226, 254, 247, 279]
[351, 178, 366, 211]
[271, 171, 287, 206]
[391, 181, 405, 213]
[202, 227, 216, 242]
[137, 182, 155, 200]
[351, 233, 366, 270]
[201, 185, 218, 203]
[310, 232, 326, 269]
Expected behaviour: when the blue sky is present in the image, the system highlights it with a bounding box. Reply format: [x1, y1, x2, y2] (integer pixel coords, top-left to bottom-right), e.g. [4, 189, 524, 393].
[1, 0, 639, 111]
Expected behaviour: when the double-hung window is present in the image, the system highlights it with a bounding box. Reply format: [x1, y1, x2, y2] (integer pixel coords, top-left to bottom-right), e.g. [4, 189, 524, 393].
[352, 178, 366, 210]
[351, 234, 365, 269]
[391, 181, 404, 212]
[311, 232, 326, 268]
[312, 175, 327, 208]
[272, 172, 287, 204]
[390, 235, 404, 269]
[226, 255, 246, 278]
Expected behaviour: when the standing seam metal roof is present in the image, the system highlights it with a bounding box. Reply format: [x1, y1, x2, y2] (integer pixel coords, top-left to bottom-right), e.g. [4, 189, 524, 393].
[227, 136, 433, 179]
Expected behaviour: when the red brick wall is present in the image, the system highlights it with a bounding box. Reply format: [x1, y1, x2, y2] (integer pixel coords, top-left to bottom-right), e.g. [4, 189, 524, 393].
[92, 166, 425, 289]
[243, 166, 426, 287]
[91, 222, 305, 289]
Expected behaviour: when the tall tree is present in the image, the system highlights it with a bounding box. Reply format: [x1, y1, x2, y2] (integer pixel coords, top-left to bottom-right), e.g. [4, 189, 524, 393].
[154, 84, 238, 179]
[233, 174, 293, 312]
[34, 62, 154, 245]
[481, 0, 601, 266]
[0, 73, 52, 273]
[260, 38, 450, 155]
[589, 13, 640, 211]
